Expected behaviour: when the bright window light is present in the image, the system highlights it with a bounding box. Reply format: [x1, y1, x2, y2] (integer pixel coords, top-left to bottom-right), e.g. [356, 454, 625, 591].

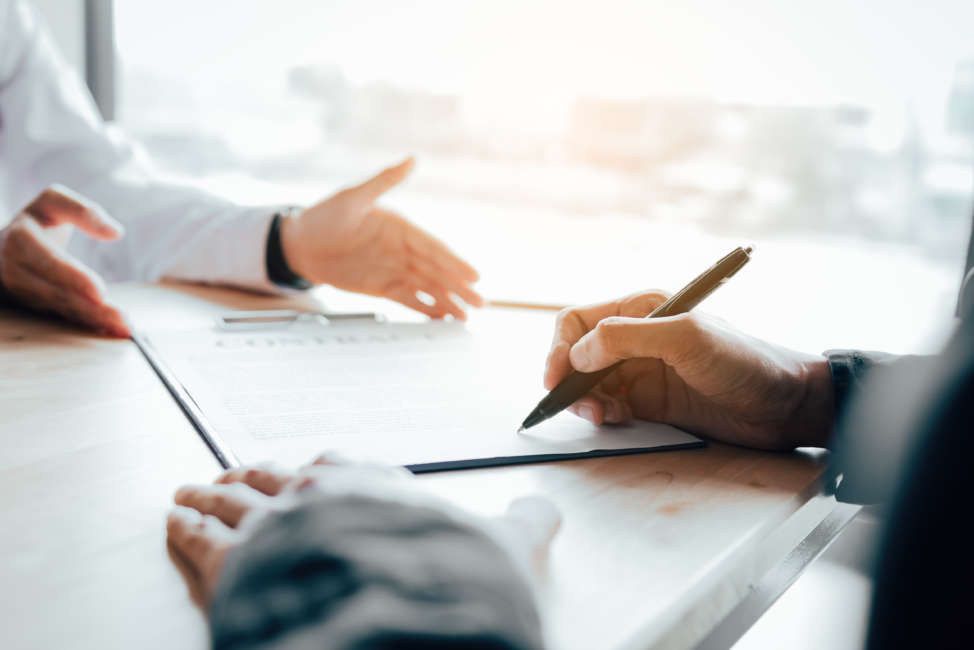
[115, 0, 974, 354]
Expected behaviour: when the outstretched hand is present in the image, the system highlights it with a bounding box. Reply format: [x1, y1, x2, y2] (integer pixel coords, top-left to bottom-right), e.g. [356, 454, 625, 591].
[280, 158, 483, 319]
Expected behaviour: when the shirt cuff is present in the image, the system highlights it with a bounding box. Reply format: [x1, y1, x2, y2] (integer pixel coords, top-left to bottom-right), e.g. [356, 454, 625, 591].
[161, 206, 291, 295]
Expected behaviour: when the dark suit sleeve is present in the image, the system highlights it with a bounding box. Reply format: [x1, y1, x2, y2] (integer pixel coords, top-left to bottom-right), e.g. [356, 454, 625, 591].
[208, 493, 544, 650]
[823, 349, 903, 419]
[822, 350, 938, 504]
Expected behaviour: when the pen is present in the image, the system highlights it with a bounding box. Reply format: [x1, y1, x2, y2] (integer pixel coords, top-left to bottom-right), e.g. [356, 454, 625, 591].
[517, 245, 754, 433]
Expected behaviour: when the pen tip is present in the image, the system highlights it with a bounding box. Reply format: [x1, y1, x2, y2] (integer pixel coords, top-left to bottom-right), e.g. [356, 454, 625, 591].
[743, 244, 754, 255]
[516, 426, 525, 434]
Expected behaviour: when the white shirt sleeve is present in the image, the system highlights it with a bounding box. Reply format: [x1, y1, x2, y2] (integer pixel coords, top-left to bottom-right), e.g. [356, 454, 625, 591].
[0, 0, 288, 293]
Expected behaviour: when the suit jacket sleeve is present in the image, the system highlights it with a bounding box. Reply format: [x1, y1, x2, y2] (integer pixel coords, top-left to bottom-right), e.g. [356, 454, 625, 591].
[823, 215, 974, 504]
[208, 493, 544, 650]
[0, 0, 285, 293]
[822, 349, 943, 504]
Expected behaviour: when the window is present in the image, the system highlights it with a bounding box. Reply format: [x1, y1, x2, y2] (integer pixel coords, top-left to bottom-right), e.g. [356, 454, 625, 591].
[115, 0, 974, 353]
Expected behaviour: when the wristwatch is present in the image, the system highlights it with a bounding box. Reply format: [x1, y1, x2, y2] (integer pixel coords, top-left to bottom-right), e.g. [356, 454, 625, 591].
[265, 208, 312, 290]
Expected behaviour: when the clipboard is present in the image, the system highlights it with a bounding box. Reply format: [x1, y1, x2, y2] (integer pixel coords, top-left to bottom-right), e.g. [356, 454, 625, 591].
[134, 309, 383, 468]
[134, 309, 704, 472]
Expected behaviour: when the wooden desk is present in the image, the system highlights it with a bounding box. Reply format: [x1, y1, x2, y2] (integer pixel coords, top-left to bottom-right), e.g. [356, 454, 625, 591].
[0, 283, 851, 650]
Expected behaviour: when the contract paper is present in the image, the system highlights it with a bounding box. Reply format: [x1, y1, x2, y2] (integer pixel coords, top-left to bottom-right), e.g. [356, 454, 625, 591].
[136, 317, 702, 471]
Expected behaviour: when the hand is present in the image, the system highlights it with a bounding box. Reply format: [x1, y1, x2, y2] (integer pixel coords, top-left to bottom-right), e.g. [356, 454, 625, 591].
[544, 290, 836, 450]
[167, 457, 561, 609]
[0, 186, 129, 337]
[280, 158, 483, 319]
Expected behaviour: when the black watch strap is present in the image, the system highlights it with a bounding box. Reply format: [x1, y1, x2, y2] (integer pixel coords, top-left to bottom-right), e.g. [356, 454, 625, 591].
[265, 213, 312, 290]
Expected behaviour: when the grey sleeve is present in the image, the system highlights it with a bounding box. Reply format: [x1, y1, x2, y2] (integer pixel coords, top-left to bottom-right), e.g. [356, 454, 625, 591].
[208, 494, 544, 650]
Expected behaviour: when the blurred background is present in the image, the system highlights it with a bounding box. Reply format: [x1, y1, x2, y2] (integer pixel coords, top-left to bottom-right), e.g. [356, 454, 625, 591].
[41, 0, 974, 352]
[106, 0, 974, 355]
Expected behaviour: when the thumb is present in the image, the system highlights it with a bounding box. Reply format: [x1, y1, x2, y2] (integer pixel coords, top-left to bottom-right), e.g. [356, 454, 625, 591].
[345, 157, 415, 204]
[568, 314, 699, 372]
[26, 185, 124, 241]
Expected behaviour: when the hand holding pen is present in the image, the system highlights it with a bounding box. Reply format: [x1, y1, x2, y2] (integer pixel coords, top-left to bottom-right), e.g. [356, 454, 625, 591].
[526, 246, 838, 451]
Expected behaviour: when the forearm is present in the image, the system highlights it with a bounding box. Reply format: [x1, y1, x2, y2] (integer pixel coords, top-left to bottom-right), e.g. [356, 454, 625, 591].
[66, 174, 284, 292]
[210, 493, 544, 650]
[0, 0, 286, 293]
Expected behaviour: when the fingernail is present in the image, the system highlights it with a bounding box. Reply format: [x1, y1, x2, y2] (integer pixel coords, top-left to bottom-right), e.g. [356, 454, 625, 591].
[99, 324, 129, 339]
[101, 222, 124, 237]
[578, 405, 595, 422]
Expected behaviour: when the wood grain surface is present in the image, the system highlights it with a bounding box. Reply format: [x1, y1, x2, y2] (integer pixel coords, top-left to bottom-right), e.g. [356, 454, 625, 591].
[0, 282, 836, 650]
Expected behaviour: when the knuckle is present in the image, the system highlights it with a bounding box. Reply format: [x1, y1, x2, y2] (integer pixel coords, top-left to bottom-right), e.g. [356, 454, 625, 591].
[1, 263, 25, 291]
[675, 312, 704, 339]
[621, 289, 669, 314]
[243, 468, 261, 483]
[554, 307, 575, 328]
[594, 318, 624, 353]
[185, 534, 207, 553]
[644, 289, 670, 304]
[6, 222, 31, 246]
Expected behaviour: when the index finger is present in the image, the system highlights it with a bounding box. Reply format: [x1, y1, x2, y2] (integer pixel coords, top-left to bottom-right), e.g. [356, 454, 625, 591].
[543, 290, 670, 389]
[26, 185, 123, 240]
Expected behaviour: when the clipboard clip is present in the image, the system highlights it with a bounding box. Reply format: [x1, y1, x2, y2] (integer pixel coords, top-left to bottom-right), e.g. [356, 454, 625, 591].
[217, 309, 383, 330]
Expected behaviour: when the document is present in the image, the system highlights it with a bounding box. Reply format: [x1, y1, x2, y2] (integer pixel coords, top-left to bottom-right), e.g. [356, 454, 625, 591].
[136, 315, 702, 471]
